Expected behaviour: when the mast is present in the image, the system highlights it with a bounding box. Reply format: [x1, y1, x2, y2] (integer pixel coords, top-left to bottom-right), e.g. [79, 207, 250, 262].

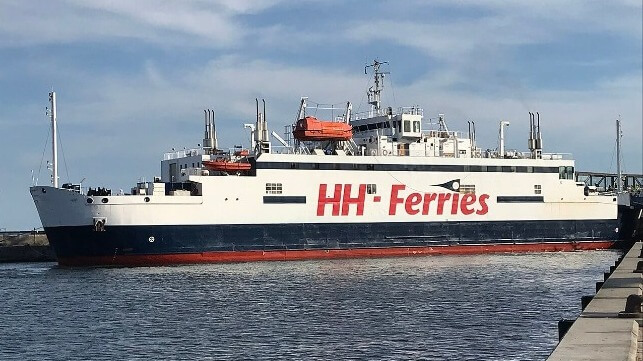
[49, 91, 58, 188]
[616, 116, 622, 193]
[365, 60, 389, 116]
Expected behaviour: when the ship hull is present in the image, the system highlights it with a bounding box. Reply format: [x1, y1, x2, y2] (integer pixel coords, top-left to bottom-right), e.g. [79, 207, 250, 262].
[45, 219, 618, 266]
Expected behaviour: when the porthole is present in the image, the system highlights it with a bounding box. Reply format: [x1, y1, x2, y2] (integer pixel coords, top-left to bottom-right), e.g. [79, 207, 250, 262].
[86, 198, 93, 204]
[41, 188, 46, 193]
[144, 197, 150, 203]
[101, 198, 109, 204]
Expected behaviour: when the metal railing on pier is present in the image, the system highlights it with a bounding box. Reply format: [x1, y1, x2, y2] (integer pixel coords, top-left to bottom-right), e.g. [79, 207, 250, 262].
[576, 172, 643, 193]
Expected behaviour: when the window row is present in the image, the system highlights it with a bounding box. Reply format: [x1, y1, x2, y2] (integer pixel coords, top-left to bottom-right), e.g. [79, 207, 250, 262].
[558, 166, 574, 180]
[257, 162, 561, 174]
[353, 120, 421, 133]
[179, 162, 201, 169]
[266, 183, 283, 194]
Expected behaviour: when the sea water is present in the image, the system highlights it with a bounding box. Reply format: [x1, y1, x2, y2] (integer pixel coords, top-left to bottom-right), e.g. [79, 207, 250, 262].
[0, 251, 619, 360]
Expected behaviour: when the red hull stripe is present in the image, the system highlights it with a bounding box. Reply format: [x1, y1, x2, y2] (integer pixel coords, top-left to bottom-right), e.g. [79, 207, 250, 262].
[57, 241, 616, 267]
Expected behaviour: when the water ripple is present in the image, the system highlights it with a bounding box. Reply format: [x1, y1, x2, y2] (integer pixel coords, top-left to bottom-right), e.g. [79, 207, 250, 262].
[0, 251, 619, 360]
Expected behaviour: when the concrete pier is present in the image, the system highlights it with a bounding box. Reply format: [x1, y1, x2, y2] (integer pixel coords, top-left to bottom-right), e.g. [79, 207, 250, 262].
[548, 242, 642, 361]
[0, 231, 56, 262]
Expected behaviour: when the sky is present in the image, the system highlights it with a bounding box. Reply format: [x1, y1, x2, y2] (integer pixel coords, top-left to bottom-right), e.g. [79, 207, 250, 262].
[0, 0, 641, 230]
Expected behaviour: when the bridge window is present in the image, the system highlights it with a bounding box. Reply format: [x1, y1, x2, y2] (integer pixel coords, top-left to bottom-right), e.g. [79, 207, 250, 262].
[559, 166, 575, 180]
[413, 121, 420, 132]
[534, 185, 542, 194]
[404, 120, 411, 132]
[567, 166, 574, 180]
[366, 184, 377, 194]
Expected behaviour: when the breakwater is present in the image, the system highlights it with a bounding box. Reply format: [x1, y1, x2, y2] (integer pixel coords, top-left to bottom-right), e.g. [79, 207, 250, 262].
[548, 242, 642, 360]
[0, 231, 56, 262]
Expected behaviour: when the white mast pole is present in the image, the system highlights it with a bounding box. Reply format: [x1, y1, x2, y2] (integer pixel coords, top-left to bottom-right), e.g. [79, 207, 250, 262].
[49, 91, 58, 188]
[616, 117, 622, 193]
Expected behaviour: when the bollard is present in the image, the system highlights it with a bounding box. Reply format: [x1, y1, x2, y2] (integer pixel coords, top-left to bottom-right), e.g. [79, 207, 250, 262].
[617, 294, 643, 318]
[581, 295, 594, 311]
[634, 261, 643, 273]
[558, 319, 575, 341]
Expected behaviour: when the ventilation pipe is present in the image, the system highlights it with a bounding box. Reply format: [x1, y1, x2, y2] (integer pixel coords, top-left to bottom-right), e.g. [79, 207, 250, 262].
[535, 112, 542, 152]
[262, 99, 268, 142]
[498, 120, 510, 158]
[528, 112, 535, 154]
[255, 98, 262, 145]
[254, 98, 271, 154]
[203, 109, 217, 153]
[472, 121, 476, 153]
[211, 110, 218, 151]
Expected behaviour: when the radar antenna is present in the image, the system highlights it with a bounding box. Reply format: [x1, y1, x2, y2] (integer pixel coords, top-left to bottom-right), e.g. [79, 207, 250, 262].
[365, 60, 389, 116]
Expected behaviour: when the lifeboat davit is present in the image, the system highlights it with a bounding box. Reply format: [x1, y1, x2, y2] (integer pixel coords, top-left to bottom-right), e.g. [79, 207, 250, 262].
[202, 160, 252, 172]
[293, 116, 353, 141]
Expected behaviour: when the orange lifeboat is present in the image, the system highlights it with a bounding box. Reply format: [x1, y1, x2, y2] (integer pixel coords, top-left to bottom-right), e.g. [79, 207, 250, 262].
[202, 160, 252, 172]
[293, 116, 352, 141]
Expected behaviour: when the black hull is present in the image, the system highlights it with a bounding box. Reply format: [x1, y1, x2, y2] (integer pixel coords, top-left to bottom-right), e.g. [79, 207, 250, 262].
[43, 219, 620, 266]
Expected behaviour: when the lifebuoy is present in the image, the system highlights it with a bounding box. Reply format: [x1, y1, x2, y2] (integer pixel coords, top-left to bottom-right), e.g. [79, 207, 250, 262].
[382, 149, 389, 156]
[370, 149, 377, 156]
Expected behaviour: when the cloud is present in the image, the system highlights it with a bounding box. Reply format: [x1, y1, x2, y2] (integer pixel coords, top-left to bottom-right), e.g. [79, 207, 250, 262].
[346, 0, 641, 66]
[0, 0, 640, 229]
[0, 0, 285, 48]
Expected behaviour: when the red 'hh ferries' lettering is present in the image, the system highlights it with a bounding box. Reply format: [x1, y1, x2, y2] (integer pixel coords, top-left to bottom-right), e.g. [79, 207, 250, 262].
[342, 184, 366, 216]
[317, 184, 342, 216]
[317, 184, 366, 216]
[388, 184, 489, 216]
[319, 184, 489, 216]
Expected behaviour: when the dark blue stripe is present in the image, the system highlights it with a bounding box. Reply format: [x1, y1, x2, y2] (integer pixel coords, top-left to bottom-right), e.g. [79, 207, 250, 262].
[497, 196, 544, 203]
[256, 162, 560, 173]
[44, 220, 619, 259]
[263, 196, 307, 204]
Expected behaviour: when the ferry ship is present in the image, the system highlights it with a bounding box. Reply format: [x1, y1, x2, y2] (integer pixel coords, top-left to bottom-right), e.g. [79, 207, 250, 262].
[31, 61, 619, 266]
